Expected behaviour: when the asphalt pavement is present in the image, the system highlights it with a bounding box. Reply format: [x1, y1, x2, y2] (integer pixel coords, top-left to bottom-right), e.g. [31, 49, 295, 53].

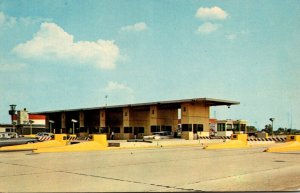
[0, 146, 300, 192]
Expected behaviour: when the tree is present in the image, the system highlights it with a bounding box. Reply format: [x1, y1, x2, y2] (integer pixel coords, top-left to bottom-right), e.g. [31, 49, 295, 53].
[246, 126, 257, 133]
[275, 127, 285, 135]
[262, 124, 272, 134]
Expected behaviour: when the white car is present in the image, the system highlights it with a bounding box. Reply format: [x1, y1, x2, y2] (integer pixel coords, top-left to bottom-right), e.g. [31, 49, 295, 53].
[143, 131, 173, 140]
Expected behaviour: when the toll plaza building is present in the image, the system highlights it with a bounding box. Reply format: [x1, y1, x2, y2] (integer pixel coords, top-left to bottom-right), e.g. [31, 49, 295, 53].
[34, 98, 239, 140]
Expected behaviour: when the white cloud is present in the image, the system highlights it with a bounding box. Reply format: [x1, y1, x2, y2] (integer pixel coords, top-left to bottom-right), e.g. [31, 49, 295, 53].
[105, 81, 133, 93]
[0, 11, 51, 28]
[0, 11, 17, 27]
[195, 6, 228, 20]
[225, 33, 237, 40]
[12, 22, 120, 69]
[0, 62, 26, 72]
[196, 22, 219, 34]
[19, 16, 52, 26]
[0, 12, 4, 25]
[121, 22, 148, 32]
[104, 81, 135, 104]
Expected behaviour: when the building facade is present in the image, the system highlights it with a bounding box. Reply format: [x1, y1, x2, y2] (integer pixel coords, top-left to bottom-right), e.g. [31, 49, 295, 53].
[33, 98, 239, 140]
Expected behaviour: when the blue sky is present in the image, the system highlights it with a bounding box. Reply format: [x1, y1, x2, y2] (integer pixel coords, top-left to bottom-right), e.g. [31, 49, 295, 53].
[0, 0, 299, 130]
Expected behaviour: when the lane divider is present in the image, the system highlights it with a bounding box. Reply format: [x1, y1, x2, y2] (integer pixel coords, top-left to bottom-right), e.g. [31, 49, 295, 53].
[37, 135, 91, 142]
[247, 137, 286, 142]
[38, 136, 52, 141]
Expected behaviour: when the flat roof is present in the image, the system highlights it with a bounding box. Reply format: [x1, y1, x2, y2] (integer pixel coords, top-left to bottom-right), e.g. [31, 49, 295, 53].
[33, 97, 240, 114]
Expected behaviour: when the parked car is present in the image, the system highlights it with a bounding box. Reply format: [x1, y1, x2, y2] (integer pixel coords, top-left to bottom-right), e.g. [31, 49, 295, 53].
[0, 132, 39, 147]
[143, 131, 173, 140]
[0, 132, 19, 139]
[35, 132, 54, 138]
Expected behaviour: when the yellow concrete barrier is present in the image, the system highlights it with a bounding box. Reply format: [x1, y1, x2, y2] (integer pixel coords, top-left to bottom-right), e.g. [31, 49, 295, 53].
[33, 134, 108, 153]
[0, 134, 68, 151]
[22, 134, 36, 138]
[264, 135, 300, 152]
[203, 134, 249, 149]
[67, 134, 77, 140]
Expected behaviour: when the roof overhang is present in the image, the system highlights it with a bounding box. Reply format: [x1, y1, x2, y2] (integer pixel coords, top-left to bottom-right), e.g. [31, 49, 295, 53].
[33, 97, 240, 114]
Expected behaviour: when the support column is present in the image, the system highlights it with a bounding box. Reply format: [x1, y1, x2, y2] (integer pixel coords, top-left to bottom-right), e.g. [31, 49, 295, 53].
[45, 115, 50, 132]
[149, 105, 158, 128]
[181, 102, 209, 140]
[61, 112, 66, 133]
[100, 110, 106, 129]
[122, 107, 131, 140]
[79, 111, 84, 128]
[123, 107, 130, 127]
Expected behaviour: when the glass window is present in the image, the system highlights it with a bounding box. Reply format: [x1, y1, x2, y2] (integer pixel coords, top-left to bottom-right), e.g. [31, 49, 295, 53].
[182, 124, 192, 131]
[197, 124, 204, 132]
[227, 124, 233, 131]
[217, 123, 225, 131]
[124, 127, 132, 133]
[151, 125, 160, 132]
[165, 126, 172, 132]
[101, 127, 108, 133]
[138, 127, 144, 133]
[241, 124, 246, 131]
[233, 124, 239, 131]
[112, 127, 120, 133]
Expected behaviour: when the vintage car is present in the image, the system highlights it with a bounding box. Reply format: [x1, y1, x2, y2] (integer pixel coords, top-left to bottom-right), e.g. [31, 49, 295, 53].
[35, 132, 54, 138]
[143, 131, 173, 140]
[0, 132, 39, 147]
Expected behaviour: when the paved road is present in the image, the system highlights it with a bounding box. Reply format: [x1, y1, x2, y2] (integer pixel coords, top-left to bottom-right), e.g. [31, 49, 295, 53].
[0, 146, 300, 192]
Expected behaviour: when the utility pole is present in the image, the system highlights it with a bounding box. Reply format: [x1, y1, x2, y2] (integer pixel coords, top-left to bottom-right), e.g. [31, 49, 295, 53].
[269, 118, 275, 137]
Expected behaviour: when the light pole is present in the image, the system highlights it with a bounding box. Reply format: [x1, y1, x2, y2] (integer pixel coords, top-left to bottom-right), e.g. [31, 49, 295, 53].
[71, 119, 78, 135]
[9, 104, 17, 132]
[269, 118, 275, 136]
[29, 120, 34, 135]
[49, 120, 54, 133]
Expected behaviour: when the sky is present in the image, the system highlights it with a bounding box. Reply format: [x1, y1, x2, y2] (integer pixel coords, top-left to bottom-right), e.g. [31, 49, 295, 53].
[0, 0, 299, 130]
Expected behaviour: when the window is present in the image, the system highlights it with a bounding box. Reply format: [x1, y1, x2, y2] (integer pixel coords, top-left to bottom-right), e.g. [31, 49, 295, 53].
[217, 123, 225, 131]
[151, 125, 160, 132]
[112, 127, 120, 133]
[124, 127, 132, 133]
[182, 124, 192, 131]
[241, 124, 246, 131]
[196, 124, 204, 132]
[233, 124, 239, 131]
[138, 127, 144, 133]
[124, 112, 128, 116]
[101, 127, 108, 133]
[152, 109, 155, 114]
[164, 126, 172, 132]
[226, 124, 233, 131]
